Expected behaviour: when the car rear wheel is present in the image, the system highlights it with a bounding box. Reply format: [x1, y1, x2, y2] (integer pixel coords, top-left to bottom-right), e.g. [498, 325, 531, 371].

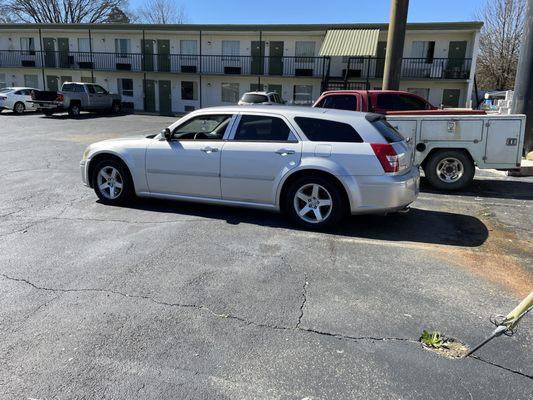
[13, 102, 25, 115]
[424, 150, 475, 190]
[285, 176, 344, 229]
[92, 159, 133, 205]
[68, 103, 81, 117]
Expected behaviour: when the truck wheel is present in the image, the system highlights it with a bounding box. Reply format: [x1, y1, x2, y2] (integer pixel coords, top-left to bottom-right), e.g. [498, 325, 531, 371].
[68, 103, 81, 117]
[13, 102, 25, 115]
[111, 101, 122, 114]
[424, 150, 475, 191]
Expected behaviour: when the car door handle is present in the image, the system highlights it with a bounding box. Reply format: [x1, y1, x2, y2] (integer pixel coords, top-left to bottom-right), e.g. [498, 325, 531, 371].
[201, 146, 219, 153]
[275, 149, 295, 156]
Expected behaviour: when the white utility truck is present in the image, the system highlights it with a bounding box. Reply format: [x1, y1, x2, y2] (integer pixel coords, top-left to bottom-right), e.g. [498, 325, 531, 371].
[386, 114, 526, 190]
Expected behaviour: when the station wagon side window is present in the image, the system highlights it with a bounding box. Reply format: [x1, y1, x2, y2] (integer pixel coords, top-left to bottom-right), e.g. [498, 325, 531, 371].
[234, 115, 295, 142]
[171, 114, 232, 140]
[294, 117, 363, 142]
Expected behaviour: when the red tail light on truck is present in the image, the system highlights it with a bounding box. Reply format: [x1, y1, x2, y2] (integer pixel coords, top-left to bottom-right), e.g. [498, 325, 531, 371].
[56, 94, 64, 102]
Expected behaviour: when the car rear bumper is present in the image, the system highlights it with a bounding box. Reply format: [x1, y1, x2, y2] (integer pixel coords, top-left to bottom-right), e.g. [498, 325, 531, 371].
[350, 167, 420, 214]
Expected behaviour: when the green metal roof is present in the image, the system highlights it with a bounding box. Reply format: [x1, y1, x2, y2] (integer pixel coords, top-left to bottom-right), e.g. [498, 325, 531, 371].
[319, 29, 380, 56]
[0, 21, 483, 32]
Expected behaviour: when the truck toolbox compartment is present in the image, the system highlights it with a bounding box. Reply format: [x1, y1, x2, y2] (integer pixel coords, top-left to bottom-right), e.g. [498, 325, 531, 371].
[420, 119, 483, 142]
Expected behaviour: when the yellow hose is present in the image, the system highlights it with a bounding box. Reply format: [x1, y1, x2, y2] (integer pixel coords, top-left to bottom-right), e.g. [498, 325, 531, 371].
[503, 291, 533, 330]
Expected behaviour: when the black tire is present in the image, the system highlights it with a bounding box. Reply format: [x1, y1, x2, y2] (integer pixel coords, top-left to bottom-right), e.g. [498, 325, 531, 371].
[91, 159, 134, 205]
[68, 103, 81, 117]
[285, 175, 345, 230]
[424, 150, 475, 191]
[111, 101, 122, 114]
[13, 102, 25, 115]
[42, 110, 54, 117]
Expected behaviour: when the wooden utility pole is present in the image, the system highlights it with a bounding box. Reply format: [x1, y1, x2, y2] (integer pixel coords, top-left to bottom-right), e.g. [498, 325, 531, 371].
[512, 0, 533, 155]
[382, 0, 409, 90]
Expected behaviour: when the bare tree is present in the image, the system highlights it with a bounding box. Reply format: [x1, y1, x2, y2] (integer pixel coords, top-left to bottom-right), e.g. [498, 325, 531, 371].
[3, 0, 130, 23]
[475, 0, 526, 90]
[137, 0, 187, 24]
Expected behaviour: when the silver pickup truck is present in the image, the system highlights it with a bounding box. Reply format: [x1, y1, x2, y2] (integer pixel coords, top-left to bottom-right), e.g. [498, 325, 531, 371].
[31, 82, 122, 117]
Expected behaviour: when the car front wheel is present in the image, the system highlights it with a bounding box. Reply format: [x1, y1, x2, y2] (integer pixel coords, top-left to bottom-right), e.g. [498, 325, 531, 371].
[13, 102, 25, 115]
[286, 176, 344, 229]
[92, 159, 133, 205]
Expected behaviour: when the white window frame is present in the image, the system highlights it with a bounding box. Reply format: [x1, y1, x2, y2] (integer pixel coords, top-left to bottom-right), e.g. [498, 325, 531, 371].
[293, 85, 313, 105]
[181, 81, 198, 101]
[295, 41, 316, 63]
[115, 39, 131, 57]
[24, 74, 38, 88]
[78, 38, 91, 53]
[117, 78, 134, 97]
[20, 37, 35, 55]
[411, 41, 435, 63]
[221, 82, 239, 103]
[222, 40, 240, 62]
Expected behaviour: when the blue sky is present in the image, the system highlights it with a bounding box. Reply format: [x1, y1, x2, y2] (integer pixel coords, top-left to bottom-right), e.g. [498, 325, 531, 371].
[131, 0, 485, 24]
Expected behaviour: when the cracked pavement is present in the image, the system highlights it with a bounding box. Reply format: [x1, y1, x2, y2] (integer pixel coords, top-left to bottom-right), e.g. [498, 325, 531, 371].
[0, 112, 532, 399]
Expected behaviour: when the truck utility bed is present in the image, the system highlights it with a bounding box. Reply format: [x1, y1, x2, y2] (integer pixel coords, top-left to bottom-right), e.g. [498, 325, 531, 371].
[387, 114, 526, 170]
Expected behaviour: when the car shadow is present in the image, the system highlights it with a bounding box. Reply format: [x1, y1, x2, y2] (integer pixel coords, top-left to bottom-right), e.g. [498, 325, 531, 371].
[420, 177, 533, 201]
[118, 197, 488, 248]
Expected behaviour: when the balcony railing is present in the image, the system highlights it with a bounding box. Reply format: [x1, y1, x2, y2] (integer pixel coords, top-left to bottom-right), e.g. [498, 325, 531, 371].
[0, 50, 472, 80]
[0, 50, 328, 78]
[338, 57, 472, 80]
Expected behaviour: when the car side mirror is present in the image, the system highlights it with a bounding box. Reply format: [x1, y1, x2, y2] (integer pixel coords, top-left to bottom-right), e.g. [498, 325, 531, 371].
[162, 128, 171, 140]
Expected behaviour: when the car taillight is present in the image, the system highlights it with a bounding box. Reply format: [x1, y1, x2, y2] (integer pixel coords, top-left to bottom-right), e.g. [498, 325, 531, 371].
[56, 94, 64, 102]
[371, 143, 400, 173]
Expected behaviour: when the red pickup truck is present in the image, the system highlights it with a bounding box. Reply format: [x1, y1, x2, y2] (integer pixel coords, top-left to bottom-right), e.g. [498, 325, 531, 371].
[313, 90, 485, 115]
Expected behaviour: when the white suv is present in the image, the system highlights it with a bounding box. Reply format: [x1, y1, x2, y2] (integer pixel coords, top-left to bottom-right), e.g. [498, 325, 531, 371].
[238, 91, 284, 105]
[80, 106, 419, 229]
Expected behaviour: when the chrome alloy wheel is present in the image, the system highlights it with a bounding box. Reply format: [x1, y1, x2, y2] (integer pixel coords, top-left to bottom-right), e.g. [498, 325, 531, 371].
[96, 166, 123, 200]
[293, 183, 333, 224]
[14, 102, 25, 113]
[436, 157, 464, 183]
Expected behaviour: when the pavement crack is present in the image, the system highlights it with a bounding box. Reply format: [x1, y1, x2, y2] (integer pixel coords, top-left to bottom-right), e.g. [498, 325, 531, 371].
[471, 355, 533, 380]
[10, 268, 532, 380]
[295, 274, 308, 328]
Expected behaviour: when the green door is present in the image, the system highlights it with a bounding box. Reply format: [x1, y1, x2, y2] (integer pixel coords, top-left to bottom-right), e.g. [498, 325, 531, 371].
[144, 79, 156, 112]
[375, 41, 387, 78]
[251, 41, 265, 75]
[448, 41, 467, 71]
[46, 75, 59, 91]
[43, 38, 56, 68]
[143, 40, 154, 72]
[157, 40, 171, 72]
[442, 89, 461, 108]
[57, 38, 69, 68]
[267, 84, 282, 96]
[269, 41, 284, 75]
[158, 80, 172, 115]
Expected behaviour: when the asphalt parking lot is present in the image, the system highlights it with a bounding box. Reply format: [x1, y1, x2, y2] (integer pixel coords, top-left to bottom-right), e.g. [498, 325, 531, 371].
[0, 111, 532, 399]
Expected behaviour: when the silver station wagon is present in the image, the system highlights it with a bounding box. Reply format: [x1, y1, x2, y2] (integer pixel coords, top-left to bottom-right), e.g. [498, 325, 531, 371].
[80, 106, 419, 229]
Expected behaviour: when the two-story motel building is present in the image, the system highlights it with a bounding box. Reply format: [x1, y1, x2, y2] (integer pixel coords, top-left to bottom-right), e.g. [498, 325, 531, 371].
[0, 21, 482, 114]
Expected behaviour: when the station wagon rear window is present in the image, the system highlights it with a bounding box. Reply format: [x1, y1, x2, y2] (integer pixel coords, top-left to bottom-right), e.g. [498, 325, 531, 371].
[241, 94, 269, 103]
[366, 114, 404, 143]
[294, 117, 363, 142]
